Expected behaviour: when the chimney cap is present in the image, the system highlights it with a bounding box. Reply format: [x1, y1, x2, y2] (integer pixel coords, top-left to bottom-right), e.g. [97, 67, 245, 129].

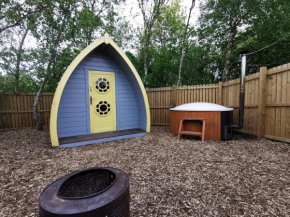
[240, 50, 249, 55]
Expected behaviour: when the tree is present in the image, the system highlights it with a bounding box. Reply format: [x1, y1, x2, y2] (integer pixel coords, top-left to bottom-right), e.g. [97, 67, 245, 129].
[176, 0, 195, 86]
[198, 0, 290, 81]
[31, 0, 78, 130]
[148, 0, 185, 86]
[137, 0, 166, 79]
[0, 27, 30, 93]
[0, 1, 49, 93]
[70, 0, 126, 50]
[199, 0, 262, 81]
[0, 0, 46, 34]
[14, 28, 29, 93]
[237, 0, 290, 74]
[129, 0, 212, 88]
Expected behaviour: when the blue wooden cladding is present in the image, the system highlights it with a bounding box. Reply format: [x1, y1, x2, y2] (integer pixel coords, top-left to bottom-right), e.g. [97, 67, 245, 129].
[56, 44, 148, 145]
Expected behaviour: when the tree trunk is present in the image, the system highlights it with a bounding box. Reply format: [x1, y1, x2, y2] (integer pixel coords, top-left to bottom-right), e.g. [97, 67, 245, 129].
[177, 0, 195, 86]
[142, 26, 150, 78]
[143, 35, 150, 77]
[32, 59, 53, 130]
[15, 28, 29, 93]
[143, 50, 148, 76]
[32, 21, 65, 130]
[137, 0, 165, 80]
[177, 48, 186, 86]
[223, 19, 237, 82]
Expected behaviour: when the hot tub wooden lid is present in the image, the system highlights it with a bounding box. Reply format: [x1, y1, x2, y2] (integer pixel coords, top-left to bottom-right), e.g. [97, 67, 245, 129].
[170, 102, 233, 111]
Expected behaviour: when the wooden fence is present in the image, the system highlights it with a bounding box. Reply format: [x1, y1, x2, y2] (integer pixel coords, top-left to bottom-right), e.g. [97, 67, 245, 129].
[0, 63, 290, 143]
[0, 93, 54, 129]
[147, 64, 290, 143]
[146, 84, 221, 126]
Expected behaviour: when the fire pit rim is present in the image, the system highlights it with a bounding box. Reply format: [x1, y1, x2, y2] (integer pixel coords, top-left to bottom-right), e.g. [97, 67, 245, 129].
[39, 167, 129, 215]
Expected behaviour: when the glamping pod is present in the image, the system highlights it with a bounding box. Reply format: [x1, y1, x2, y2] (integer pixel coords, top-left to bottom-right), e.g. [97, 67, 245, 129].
[50, 34, 150, 148]
[170, 103, 233, 140]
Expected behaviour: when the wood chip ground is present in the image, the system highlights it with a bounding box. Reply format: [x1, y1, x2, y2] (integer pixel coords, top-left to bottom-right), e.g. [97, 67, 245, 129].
[0, 127, 289, 216]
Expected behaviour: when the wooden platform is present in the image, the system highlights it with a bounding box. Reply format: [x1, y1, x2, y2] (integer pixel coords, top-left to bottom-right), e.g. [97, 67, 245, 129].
[59, 128, 145, 145]
[178, 118, 206, 142]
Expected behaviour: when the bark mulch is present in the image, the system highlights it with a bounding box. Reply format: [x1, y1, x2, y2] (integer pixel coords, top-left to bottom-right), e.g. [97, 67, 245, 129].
[0, 126, 290, 217]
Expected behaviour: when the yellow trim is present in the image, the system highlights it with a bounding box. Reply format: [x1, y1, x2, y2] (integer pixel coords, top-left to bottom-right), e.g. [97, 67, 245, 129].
[50, 33, 150, 147]
[107, 37, 151, 133]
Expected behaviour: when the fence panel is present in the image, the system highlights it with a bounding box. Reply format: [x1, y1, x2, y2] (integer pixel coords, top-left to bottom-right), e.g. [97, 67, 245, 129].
[146, 87, 172, 126]
[265, 63, 290, 142]
[0, 93, 54, 129]
[147, 84, 219, 126]
[0, 63, 290, 143]
[222, 73, 260, 135]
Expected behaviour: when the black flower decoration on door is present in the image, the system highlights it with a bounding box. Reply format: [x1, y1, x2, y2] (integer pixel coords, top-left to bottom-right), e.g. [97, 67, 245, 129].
[96, 101, 111, 116]
[95, 78, 110, 93]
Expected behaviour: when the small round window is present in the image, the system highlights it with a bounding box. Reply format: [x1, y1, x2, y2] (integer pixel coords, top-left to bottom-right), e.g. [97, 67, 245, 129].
[96, 101, 111, 116]
[95, 78, 110, 93]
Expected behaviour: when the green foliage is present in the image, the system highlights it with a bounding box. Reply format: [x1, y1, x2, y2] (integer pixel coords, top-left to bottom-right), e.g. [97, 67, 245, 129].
[0, 71, 38, 93]
[0, 0, 127, 93]
[137, 0, 184, 86]
[0, 74, 15, 92]
[237, 0, 290, 73]
[45, 48, 80, 91]
[1, 0, 290, 92]
[198, 0, 290, 80]
[134, 0, 218, 87]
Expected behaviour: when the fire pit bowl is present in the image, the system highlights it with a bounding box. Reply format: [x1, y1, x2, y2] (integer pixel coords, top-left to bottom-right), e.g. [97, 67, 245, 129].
[39, 167, 129, 217]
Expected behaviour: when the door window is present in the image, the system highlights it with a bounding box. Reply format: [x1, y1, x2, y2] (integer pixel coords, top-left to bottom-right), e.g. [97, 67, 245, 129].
[95, 78, 110, 93]
[96, 101, 111, 116]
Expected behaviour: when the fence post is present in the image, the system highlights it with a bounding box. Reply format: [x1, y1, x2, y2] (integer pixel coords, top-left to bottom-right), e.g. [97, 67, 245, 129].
[218, 81, 223, 105]
[170, 85, 177, 107]
[257, 66, 268, 139]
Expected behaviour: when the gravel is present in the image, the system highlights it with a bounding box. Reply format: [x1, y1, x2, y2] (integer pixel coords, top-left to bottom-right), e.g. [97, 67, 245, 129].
[0, 126, 290, 217]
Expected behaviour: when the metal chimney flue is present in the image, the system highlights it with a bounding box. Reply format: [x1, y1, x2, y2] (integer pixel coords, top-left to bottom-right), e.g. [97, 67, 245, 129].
[232, 52, 247, 129]
[223, 52, 247, 140]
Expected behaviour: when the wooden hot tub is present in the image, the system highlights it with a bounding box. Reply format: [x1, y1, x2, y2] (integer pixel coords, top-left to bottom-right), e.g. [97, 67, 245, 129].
[170, 102, 233, 141]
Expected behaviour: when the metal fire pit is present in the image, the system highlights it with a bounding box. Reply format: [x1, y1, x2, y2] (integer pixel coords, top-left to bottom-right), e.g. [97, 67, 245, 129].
[39, 167, 129, 217]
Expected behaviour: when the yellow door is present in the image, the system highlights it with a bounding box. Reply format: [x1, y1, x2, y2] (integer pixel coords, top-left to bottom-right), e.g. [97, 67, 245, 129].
[89, 71, 116, 133]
